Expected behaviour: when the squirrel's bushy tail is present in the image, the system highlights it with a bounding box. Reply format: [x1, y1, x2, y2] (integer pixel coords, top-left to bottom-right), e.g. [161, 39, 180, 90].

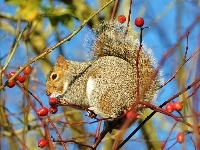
[91, 21, 163, 105]
[93, 21, 138, 63]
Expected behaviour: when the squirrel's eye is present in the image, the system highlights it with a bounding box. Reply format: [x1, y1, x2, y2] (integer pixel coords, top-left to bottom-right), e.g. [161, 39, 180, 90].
[51, 73, 57, 80]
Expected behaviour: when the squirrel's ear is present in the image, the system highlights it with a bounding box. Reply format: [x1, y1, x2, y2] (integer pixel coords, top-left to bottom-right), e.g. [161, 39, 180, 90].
[57, 55, 65, 62]
[56, 55, 69, 69]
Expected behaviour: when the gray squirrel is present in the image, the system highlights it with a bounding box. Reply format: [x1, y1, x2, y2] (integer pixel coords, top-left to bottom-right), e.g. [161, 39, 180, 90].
[46, 21, 162, 127]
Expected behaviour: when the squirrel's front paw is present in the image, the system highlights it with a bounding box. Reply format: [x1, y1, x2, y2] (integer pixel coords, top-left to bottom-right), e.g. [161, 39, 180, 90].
[88, 107, 98, 118]
[87, 110, 97, 119]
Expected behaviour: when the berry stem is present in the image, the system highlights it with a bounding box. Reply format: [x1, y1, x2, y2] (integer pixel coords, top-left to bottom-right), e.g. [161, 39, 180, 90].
[135, 28, 143, 103]
[135, 27, 149, 103]
[140, 28, 143, 44]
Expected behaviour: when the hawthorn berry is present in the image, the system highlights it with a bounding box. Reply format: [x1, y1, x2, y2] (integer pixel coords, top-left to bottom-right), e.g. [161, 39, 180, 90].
[7, 80, 15, 88]
[117, 15, 126, 23]
[37, 107, 48, 116]
[165, 103, 174, 113]
[23, 65, 32, 75]
[49, 106, 58, 114]
[38, 139, 47, 148]
[17, 75, 26, 83]
[134, 17, 144, 27]
[8, 71, 18, 80]
[49, 97, 58, 106]
[176, 132, 184, 143]
[126, 110, 138, 122]
[173, 101, 183, 111]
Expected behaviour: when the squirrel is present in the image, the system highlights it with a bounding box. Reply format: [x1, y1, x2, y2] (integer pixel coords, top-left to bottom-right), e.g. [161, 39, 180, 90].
[46, 21, 163, 127]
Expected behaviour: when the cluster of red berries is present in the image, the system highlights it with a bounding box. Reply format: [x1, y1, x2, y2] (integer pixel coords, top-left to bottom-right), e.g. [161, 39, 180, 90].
[37, 97, 58, 117]
[37, 98, 58, 148]
[117, 15, 144, 28]
[165, 102, 184, 144]
[165, 101, 183, 113]
[7, 65, 32, 88]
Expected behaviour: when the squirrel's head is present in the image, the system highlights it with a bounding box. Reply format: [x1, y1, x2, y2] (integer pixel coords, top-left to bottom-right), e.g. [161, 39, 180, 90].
[46, 55, 70, 97]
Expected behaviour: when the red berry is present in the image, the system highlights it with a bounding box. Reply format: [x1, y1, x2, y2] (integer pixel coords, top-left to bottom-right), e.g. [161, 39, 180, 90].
[176, 132, 184, 143]
[8, 71, 18, 80]
[17, 75, 26, 83]
[134, 17, 144, 27]
[49, 97, 58, 106]
[7, 80, 15, 88]
[38, 139, 47, 148]
[23, 65, 32, 75]
[37, 107, 48, 116]
[173, 101, 183, 111]
[126, 110, 138, 122]
[165, 103, 174, 113]
[117, 15, 126, 23]
[49, 106, 58, 114]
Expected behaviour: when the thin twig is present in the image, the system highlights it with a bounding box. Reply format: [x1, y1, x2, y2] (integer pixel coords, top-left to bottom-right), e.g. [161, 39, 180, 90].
[2, 23, 28, 73]
[47, 116, 68, 150]
[110, 0, 119, 21]
[135, 28, 143, 102]
[52, 136, 92, 149]
[166, 141, 177, 150]
[139, 101, 194, 128]
[161, 48, 200, 88]
[184, 32, 190, 61]
[162, 122, 178, 149]
[190, 136, 197, 150]
[187, 83, 200, 100]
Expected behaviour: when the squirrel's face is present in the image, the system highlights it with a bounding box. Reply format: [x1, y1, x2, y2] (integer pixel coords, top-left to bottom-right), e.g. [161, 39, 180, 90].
[46, 55, 69, 97]
[46, 68, 65, 96]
